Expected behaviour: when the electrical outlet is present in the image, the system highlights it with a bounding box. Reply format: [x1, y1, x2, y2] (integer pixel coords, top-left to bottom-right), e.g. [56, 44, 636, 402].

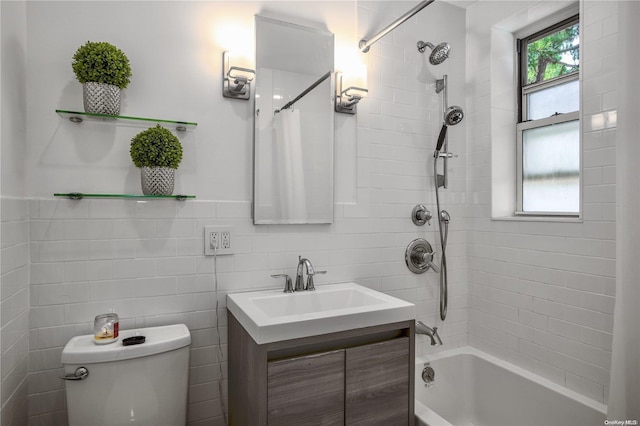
[221, 231, 231, 249]
[210, 231, 219, 249]
[204, 226, 234, 256]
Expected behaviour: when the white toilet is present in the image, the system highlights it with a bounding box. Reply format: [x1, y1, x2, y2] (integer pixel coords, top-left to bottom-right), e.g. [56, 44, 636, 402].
[61, 323, 191, 426]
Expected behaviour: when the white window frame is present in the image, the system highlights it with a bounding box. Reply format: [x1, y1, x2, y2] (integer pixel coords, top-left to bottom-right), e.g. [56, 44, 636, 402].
[516, 15, 580, 217]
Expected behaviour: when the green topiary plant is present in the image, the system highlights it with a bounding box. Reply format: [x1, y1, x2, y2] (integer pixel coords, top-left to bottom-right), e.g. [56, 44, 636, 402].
[72, 41, 132, 89]
[130, 125, 183, 169]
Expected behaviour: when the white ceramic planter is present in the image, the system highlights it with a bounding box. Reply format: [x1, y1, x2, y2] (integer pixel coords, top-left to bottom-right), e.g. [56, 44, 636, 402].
[83, 82, 121, 115]
[140, 167, 175, 195]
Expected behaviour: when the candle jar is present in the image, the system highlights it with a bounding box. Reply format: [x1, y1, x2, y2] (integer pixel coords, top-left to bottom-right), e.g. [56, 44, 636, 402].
[94, 313, 119, 345]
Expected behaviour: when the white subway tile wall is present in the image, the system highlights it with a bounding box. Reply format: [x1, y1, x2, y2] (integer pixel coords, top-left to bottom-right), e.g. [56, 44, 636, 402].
[1, 198, 30, 426]
[466, 1, 617, 404]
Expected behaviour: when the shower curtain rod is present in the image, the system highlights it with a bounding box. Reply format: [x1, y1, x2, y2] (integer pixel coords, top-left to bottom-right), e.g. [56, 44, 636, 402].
[275, 71, 331, 113]
[359, 0, 436, 53]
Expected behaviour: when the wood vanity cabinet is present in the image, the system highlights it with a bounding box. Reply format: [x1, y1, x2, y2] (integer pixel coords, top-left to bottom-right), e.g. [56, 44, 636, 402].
[267, 349, 345, 425]
[345, 338, 411, 425]
[228, 312, 415, 426]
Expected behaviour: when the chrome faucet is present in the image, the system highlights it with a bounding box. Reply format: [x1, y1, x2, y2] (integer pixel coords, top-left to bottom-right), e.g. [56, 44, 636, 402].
[295, 256, 315, 291]
[416, 320, 443, 346]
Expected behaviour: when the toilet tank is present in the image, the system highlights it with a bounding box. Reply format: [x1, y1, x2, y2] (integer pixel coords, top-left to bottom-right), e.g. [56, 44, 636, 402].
[61, 324, 191, 426]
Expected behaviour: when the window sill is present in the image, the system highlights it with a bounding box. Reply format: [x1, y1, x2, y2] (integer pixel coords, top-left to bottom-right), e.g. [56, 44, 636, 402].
[491, 215, 582, 223]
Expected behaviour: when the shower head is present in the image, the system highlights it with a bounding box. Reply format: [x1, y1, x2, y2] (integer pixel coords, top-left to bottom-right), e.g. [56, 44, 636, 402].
[417, 41, 451, 65]
[435, 105, 464, 152]
[444, 105, 464, 126]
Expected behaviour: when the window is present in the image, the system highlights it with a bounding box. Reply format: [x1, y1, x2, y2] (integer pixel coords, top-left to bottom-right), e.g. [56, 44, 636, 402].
[517, 15, 580, 216]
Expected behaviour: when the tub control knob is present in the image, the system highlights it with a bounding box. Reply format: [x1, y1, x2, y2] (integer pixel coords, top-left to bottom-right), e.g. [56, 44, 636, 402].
[422, 365, 435, 384]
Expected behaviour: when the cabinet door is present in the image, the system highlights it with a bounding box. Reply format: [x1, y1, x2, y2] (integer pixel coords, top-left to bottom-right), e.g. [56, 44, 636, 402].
[345, 337, 410, 425]
[267, 349, 345, 425]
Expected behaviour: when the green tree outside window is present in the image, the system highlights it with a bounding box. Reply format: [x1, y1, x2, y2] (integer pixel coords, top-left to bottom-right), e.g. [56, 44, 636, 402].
[527, 23, 579, 84]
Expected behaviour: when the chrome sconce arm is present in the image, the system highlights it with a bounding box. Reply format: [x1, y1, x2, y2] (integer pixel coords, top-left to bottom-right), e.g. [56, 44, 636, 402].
[222, 51, 255, 100]
[335, 72, 368, 115]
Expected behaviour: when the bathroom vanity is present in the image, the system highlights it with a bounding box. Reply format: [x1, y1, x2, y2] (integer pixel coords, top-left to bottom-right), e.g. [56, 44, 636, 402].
[227, 283, 416, 425]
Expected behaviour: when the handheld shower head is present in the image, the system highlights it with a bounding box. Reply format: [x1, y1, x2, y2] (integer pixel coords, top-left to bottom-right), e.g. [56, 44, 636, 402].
[435, 106, 464, 152]
[444, 105, 464, 126]
[435, 126, 448, 152]
[417, 41, 450, 65]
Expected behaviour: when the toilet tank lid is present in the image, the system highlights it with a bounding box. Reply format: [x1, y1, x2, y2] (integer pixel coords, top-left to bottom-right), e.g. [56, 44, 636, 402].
[61, 324, 191, 365]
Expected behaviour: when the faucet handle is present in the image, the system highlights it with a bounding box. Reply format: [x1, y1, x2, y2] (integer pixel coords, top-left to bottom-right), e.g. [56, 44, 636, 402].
[271, 274, 293, 293]
[306, 275, 315, 291]
[306, 270, 326, 291]
[412, 204, 432, 226]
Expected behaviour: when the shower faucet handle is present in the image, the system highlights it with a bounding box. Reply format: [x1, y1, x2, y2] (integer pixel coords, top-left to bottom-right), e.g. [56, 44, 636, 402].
[405, 238, 440, 274]
[412, 204, 432, 226]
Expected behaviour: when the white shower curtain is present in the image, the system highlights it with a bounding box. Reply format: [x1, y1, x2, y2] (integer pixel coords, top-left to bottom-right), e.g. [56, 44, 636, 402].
[273, 109, 307, 220]
[608, 1, 640, 421]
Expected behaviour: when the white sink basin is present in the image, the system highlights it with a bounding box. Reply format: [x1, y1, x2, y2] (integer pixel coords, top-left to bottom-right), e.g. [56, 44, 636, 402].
[227, 282, 415, 344]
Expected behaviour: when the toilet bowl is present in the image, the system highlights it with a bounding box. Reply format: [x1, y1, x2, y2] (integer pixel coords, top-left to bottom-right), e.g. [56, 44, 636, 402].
[61, 323, 191, 426]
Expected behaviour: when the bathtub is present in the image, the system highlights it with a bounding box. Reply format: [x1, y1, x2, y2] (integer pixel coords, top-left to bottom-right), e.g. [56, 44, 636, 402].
[415, 347, 607, 426]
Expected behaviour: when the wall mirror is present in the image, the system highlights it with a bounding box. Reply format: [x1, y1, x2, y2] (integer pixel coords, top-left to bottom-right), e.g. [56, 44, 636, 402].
[253, 16, 335, 224]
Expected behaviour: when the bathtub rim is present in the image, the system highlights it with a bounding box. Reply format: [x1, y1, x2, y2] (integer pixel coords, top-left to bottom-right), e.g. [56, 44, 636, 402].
[415, 398, 452, 426]
[414, 346, 607, 422]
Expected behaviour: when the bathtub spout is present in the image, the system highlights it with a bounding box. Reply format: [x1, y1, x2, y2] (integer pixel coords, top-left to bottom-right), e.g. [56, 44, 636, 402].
[416, 321, 443, 346]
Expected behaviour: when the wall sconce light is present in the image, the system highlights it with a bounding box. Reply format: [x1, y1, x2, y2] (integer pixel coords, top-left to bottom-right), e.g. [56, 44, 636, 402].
[335, 72, 368, 114]
[222, 51, 255, 100]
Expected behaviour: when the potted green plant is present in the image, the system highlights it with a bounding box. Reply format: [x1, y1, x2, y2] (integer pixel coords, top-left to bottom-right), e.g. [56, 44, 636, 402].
[72, 41, 132, 115]
[130, 125, 183, 195]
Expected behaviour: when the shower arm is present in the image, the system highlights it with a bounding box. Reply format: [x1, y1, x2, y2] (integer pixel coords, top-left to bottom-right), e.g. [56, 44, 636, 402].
[359, 0, 435, 53]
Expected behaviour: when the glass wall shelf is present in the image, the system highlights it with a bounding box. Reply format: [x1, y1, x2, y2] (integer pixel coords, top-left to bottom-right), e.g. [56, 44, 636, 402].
[54, 193, 196, 201]
[56, 109, 197, 132]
